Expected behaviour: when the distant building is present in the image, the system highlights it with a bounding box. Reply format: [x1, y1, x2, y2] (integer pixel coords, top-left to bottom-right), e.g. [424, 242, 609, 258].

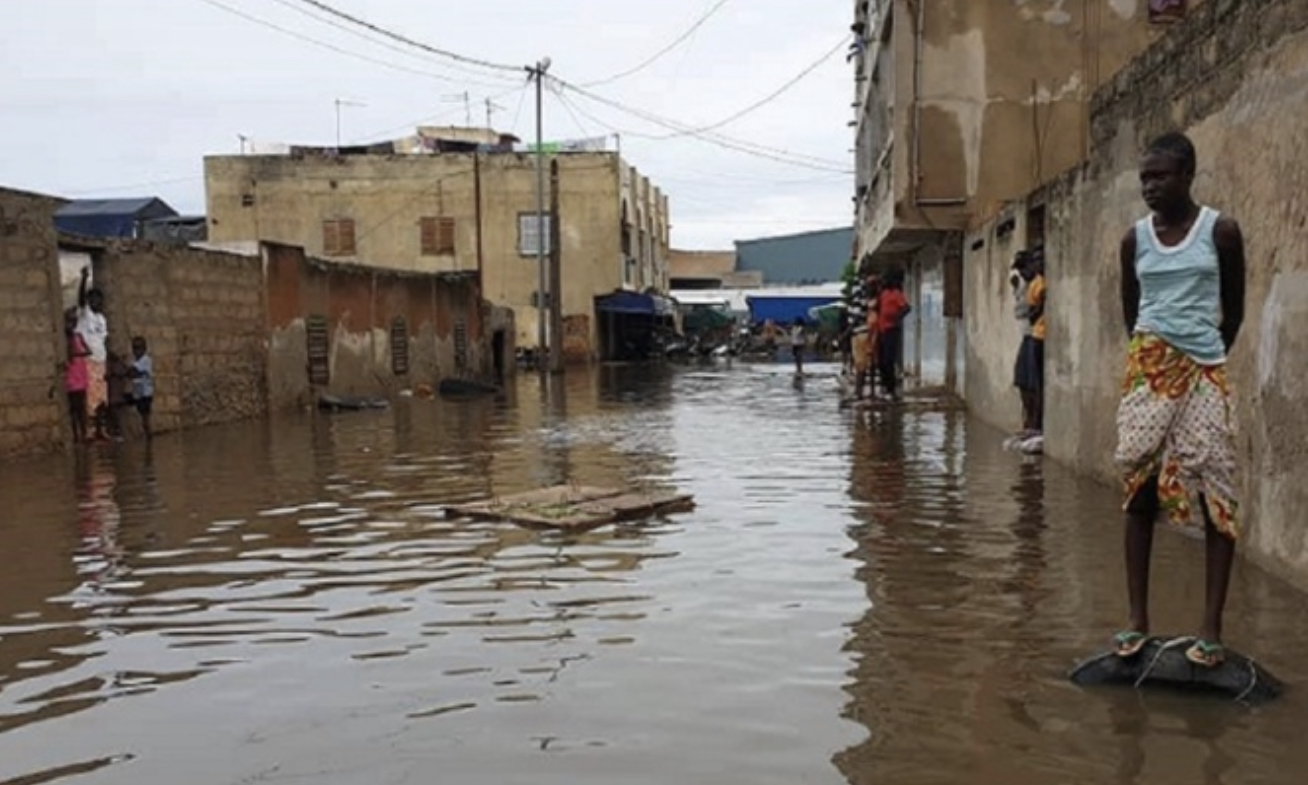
[205, 130, 669, 360]
[668, 249, 761, 290]
[734, 227, 853, 286]
[54, 197, 178, 239]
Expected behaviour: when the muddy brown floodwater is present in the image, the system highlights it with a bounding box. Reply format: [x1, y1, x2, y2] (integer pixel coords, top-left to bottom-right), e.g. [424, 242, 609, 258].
[2, 364, 1307, 784]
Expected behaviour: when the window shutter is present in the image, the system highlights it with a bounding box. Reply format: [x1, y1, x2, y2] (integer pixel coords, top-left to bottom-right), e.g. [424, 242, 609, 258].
[339, 219, 357, 256]
[323, 220, 340, 256]
[437, 217, 456, 254]
[420, 217, 438, 255]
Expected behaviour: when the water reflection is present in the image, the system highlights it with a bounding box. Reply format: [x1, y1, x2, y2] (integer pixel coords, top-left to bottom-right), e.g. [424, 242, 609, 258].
[0, 365, 1305, 784]
[837, 406, 1308, 785]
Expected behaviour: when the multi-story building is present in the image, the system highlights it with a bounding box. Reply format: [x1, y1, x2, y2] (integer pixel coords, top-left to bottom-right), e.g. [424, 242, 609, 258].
[850, 0, 1184, 388]
[205, 131, 669, 361]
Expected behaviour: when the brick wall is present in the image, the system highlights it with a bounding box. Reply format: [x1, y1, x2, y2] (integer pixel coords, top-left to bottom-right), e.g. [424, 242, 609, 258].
[265, 243, 493, 409]
[0, 190, 66, 457]
[92, 242, 267, 434]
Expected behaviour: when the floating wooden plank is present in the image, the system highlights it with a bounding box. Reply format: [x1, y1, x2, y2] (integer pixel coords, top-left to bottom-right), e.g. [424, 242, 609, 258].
[446, 485, 694, 530]
[1069, 636, 1284, 704]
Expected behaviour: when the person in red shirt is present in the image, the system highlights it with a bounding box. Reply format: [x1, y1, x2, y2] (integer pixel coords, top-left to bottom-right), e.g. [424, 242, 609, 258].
[876, 271, 912, 401]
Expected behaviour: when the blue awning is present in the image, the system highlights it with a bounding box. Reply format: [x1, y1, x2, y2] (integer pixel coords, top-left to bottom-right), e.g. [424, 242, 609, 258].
[596, 291, 674, 316]
[746, 295, 840, 325]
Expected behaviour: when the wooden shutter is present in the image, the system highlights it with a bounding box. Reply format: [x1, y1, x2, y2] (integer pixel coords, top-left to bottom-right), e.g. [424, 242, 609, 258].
[338, 219, 356, 255]
[420, 217, 456, 255]
[437, 217, 455, 254]
[323, 219, 356, 257]
[323, 220, 340, 256]
[420, 217, 438, 255]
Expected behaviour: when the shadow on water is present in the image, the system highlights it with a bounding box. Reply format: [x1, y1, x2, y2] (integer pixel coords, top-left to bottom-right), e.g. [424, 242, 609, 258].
[1, 363, 1307, 784]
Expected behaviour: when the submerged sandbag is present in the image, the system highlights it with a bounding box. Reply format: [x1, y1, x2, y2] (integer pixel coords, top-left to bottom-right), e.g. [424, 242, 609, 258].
[1069, 636, 1284, 704]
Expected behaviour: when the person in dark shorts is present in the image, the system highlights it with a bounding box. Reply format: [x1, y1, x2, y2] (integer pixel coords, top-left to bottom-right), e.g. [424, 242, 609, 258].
[127, 336, 155, 440]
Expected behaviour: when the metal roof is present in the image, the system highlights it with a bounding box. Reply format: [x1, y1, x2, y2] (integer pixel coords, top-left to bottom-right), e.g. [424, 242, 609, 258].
[54, 197, 176, 218]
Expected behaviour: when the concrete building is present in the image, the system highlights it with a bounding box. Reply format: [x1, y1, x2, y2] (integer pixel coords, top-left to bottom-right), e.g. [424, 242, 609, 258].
[205, 137, 670, 361]
[668, 249, 760, 290]
[960, 0, 1308, 587]
[850, 0, 1189, 388]
[735, 227, 853, 286]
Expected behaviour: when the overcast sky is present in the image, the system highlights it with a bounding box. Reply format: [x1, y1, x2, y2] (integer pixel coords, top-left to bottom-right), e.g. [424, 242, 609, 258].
[3, 0, 853, 250]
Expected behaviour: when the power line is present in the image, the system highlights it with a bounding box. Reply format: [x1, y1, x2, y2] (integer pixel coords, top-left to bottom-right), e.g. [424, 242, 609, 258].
[264, 0, 520, 88]
[285, 0, 523, 75]
[193, 0, 499, 86]
[581, 0, 733, 88]
[556, 82, 851, 173]
[649, 37, 847, 139]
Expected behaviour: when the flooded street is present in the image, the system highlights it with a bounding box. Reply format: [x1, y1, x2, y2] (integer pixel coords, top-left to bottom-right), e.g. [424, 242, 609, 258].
[3, 364, 1308, 785]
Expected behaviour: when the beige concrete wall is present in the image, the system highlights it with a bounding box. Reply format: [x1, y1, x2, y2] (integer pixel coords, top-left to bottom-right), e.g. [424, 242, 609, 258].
[966, 0, 1308, 585]
[207, 151, 668, 357]
[859, 0, 1195, 255]
[0, 190, 67, 457]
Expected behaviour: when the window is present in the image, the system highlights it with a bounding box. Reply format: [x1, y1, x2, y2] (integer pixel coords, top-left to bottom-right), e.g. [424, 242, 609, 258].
[420, 217, 456, 256]
[322, 218, 357, 257]
[306, 314, 331, 386]
[390, 317, 410, 375]
[518, 212, 553, 257]
[453, 317, 469, 371]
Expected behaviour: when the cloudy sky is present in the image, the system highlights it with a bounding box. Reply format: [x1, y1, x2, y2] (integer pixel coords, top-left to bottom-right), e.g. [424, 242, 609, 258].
[3, 0, 854, 249]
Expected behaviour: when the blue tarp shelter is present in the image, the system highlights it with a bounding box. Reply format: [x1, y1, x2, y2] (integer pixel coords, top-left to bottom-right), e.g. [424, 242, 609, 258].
[54, 197, 178, 239]
[746, 295, 840, 326]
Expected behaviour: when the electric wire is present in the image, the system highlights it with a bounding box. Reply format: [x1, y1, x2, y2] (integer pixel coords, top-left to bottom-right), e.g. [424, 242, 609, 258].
[285, 0, 522, 75]
[580, 0, 732, 87]
[194, 0, 502, 86]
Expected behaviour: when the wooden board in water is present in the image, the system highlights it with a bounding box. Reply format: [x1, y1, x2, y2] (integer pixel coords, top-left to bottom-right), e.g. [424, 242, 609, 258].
[446, 485, 694, 530]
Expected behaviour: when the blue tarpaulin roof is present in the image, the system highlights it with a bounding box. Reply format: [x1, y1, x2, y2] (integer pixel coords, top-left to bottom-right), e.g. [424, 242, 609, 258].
[54, 197, 178, 238]
[596, 291, 675, 316]
[746, 295, 840, 325]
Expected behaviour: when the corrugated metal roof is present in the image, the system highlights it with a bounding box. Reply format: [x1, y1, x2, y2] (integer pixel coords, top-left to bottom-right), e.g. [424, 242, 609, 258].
[55, 197, 175, 218]
[734, 227, 854, 285]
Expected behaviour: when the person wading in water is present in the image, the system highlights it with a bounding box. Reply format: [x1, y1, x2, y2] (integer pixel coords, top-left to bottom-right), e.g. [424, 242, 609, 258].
[1113, 131, 1246, 668]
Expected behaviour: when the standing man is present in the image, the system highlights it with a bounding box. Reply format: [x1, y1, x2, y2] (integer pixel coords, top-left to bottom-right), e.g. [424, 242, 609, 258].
[876, 271, 911, 402]
[1011, 253, 1039, 436]
[1112, 132, 1245, 668]
[77, 267, 109, 442]
[1025, 249, 1047, 434]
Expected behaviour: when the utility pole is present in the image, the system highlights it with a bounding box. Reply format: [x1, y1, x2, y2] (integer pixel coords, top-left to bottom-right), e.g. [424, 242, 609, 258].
[527, 58, 552, 371]
[549, 158, 564, 374]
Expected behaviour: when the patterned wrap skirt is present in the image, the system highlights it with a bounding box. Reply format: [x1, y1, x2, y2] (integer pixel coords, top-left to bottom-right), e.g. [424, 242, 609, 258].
[1114, 333, 1239, 539]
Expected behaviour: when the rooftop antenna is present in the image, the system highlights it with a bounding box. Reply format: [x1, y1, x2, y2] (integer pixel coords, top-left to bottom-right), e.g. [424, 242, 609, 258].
[238, 134, 249, 155]
[485, 97, 506, 130]
[442, 91, 473, 126]
[334, 98, 366, 148]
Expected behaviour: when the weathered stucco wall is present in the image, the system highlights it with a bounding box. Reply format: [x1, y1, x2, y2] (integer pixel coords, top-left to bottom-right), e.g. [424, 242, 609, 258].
[94, 242, 268, 434]
[864, 0, 1196, 256]
[967, 0, 1308, 585]
[264, 243, 490, 410]
[0, 190, 68, 457]
[206, 152, 666, 356]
